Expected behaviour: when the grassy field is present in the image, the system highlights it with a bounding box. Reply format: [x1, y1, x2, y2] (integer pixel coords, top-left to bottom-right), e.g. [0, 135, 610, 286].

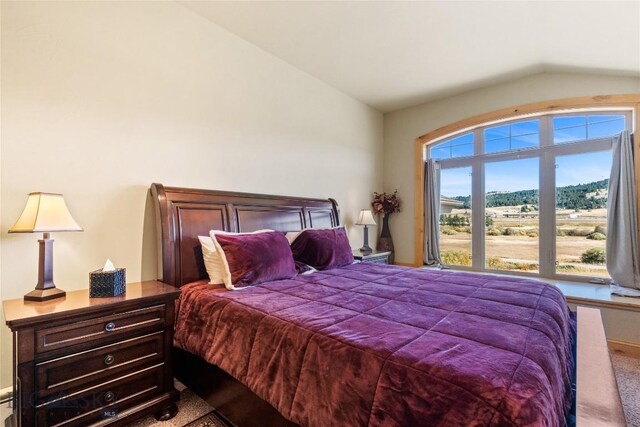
[440, 206, 608, 277]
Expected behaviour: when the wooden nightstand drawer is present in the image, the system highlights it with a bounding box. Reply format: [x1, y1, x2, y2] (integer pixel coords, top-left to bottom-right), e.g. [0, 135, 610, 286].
[37, 364, 164, 427]
[36, 331, 164, 400]
[36, 304, 166, 353]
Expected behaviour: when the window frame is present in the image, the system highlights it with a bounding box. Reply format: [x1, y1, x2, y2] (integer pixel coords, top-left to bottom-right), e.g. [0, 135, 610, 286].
[424, 107, 633, 282]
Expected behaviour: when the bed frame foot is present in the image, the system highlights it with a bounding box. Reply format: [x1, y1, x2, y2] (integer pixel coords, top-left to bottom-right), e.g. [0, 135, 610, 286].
[154, 403, 178, 421]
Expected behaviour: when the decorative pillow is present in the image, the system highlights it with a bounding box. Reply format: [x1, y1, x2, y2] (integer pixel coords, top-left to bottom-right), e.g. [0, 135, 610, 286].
[290, 226, 353, 270]
[198, 236, 225, 284]
[285, 226, 344, 245]
[210, 230, 297, 289]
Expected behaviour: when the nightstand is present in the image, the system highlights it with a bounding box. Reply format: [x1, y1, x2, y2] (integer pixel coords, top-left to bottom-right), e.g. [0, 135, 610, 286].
[352, 250, 392, 264]
[3, 281, 181, 427]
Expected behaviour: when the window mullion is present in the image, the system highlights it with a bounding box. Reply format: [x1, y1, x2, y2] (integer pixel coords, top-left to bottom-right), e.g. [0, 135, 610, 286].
[540, 115, 553, 148]
[472, 128, 485, 271]
[539, 116, 556, 277]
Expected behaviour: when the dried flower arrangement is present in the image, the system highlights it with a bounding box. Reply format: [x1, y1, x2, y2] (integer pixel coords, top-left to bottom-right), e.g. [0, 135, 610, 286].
[371, 190, 400, 215]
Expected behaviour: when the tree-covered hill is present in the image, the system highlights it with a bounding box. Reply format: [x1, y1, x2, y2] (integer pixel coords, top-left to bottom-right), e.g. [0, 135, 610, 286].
[556, 179, 608, 210]
[450, 179, 608, 210]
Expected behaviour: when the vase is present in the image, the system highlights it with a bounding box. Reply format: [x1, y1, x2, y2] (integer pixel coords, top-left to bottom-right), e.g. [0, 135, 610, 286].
[376, 213, 394, 263]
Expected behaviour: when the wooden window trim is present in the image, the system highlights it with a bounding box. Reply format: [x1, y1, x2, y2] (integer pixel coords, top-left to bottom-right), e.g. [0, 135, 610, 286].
[413, 94, 640, 267]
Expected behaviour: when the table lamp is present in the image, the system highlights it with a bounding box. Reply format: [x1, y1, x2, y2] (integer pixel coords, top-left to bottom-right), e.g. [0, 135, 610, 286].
[355, 209, 376, 254]
[9, 192, 83, 301]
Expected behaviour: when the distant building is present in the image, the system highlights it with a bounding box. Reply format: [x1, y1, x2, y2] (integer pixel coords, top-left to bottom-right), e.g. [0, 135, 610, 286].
[441, 196, 464, 214]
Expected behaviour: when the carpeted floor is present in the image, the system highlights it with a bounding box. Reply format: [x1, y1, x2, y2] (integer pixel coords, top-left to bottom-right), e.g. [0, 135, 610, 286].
[181, 411, 231, 427]
[611, 352, 640, 427]
[130, 381, 216, 427]
[140, 355, 640, 427]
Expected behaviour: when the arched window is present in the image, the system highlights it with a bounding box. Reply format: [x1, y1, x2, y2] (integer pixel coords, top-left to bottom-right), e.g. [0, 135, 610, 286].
[429, 110, 630, 281]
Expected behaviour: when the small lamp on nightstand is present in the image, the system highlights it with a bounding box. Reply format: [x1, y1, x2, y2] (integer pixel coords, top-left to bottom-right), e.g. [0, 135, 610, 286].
[9, 192, 83, 301]
[355, 209, 377, 255]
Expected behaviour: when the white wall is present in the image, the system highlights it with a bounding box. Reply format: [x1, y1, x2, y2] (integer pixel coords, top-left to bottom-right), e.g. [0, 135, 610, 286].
[0, 1, 383, 389]
[383, 72, 640, 265]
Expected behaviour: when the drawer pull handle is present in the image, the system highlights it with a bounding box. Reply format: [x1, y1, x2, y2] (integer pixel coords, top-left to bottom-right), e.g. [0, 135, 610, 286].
[104, 354, 115, 365]
[104, 391, 115, 403]
[104, 322, 116, 332]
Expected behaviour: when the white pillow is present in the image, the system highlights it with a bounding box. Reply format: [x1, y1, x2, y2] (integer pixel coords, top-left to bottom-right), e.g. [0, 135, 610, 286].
[285, 231, 302, 245]
[198, 236, 225, 285]
[209, 229, 274, 290]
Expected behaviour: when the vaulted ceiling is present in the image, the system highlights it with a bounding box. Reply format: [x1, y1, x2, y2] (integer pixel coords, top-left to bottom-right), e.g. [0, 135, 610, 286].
[182, 1, 640, 113]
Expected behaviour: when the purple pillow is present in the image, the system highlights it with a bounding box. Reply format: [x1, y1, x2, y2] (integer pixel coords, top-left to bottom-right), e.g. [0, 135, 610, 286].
[214, 231, 297, 288]
[290, 227, 353, 270]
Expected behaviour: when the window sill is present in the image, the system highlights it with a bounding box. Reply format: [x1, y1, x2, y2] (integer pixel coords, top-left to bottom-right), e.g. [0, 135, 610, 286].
[543, 279, 640, 312]
[422, 265, 640, 312]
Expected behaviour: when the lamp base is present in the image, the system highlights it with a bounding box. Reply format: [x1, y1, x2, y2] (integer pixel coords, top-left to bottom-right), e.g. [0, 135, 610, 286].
[359, 245, 373, 255]
[23, 234, 66, 302]
[359, 225, 373, 255]
[24, 287, 66, 302]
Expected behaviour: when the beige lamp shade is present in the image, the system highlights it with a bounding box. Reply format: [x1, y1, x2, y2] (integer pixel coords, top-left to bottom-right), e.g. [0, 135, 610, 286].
[9, 192, 83, 233]
[356, 209, 377, 226]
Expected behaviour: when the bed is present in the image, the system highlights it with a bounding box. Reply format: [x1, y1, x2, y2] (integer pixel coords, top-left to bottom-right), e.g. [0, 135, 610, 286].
[151, 183, 626, 427]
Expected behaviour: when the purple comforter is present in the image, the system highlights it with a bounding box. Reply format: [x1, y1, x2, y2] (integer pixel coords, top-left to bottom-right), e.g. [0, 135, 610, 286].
[174, 263, 574, 427]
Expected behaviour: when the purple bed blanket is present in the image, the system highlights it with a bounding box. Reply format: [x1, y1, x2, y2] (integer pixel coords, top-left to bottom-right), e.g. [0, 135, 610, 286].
[174, 263, 574, 427]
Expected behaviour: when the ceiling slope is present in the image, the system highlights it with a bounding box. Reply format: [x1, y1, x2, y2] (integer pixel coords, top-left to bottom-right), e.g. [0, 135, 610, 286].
[181, 1, 640, 112]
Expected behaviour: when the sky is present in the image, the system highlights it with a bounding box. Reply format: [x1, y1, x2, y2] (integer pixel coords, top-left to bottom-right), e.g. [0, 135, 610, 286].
[436, 114, 623, 198]
[441, 150, 612, 198]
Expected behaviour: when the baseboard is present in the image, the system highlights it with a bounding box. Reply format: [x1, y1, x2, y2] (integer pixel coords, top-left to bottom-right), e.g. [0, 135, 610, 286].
[393, 262, 415, 267]
[608, 339, 640, 358]
[0, 386, 12, 404]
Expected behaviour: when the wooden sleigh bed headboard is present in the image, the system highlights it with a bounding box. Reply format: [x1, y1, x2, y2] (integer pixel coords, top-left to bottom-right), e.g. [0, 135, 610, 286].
[150, 183, 340, 287]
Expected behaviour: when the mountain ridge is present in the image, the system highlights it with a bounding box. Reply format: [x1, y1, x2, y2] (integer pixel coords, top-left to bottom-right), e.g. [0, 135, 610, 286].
[450, 179, 608, 210]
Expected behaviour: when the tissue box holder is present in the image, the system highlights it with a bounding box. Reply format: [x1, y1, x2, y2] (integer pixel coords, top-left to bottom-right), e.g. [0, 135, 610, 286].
[89, 268, 126, 298]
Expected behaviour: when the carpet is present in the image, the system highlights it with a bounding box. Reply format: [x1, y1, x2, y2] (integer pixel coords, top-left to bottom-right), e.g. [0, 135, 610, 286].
[129, 381, 215, 427]
[611, 352, 640, 427]
[182, 410, 232, 427]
